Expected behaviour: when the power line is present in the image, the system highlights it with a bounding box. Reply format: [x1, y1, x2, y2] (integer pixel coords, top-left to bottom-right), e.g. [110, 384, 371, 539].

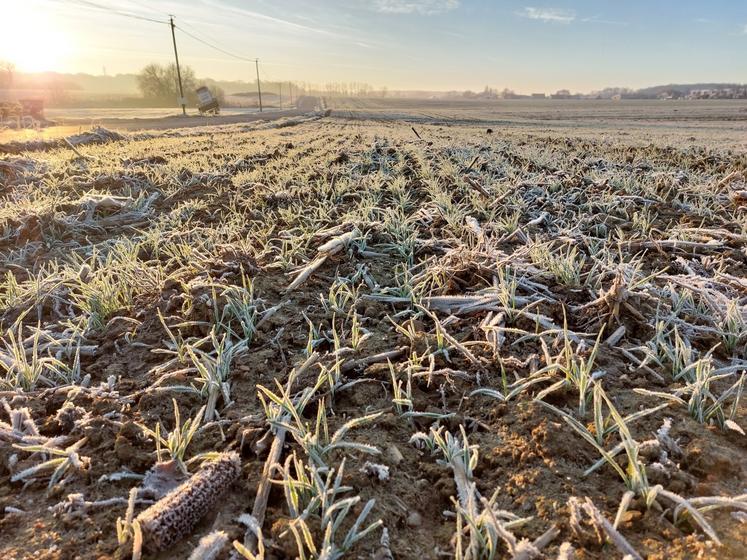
[63, 0, 169, 24]
[173, 20, 268, 111]
[54, 0, 298, 109]
[60, 1, 296, 73]
[124, 0, 168, 17]
[174, 24, 257, 63]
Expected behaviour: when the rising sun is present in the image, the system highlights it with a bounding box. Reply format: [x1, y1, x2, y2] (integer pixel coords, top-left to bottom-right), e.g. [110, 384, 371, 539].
[0, 3, 74, 72]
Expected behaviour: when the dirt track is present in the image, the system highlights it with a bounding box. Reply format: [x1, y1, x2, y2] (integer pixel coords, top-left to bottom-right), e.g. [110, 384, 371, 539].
[71, 108, 306, 131]
[0, 109, 308, 144]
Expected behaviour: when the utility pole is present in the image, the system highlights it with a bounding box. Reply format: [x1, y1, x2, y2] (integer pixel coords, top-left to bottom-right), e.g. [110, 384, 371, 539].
[255, 59, 263, 112]
[279, 82, 282, 110]
[169, 16, 186, 116]
[289, 82, 293, 106]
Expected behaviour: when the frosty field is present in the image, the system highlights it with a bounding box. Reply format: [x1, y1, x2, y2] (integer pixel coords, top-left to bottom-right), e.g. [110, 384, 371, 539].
[0, 102, 746, 559]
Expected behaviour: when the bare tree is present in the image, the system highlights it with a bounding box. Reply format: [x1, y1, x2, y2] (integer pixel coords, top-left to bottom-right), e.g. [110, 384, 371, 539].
[0, 60, 15, 90]
[137, 63, 198, 105]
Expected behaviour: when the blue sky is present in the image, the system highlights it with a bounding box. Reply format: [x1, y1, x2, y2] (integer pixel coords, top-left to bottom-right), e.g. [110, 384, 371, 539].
[1, 0, 745, 92]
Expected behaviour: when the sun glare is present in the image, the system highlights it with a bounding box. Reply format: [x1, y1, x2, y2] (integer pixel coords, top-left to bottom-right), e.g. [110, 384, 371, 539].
[0, 4, 73, 72]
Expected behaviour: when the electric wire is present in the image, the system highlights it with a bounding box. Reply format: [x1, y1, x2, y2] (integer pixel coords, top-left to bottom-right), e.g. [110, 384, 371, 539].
[63, 0, 169, 24]
[174, 25, 257, 63]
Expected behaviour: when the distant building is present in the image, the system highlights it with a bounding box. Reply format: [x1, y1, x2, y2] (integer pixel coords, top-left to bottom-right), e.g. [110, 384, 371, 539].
[687, 87, 747, 99]
[531, 93, 546, 99]
[657, 90, 684, 100]
[551, 89, 580, 99]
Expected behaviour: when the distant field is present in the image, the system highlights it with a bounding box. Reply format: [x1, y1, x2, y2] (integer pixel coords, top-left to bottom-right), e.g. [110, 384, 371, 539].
[4, 98, 746, 149]
[44, 106, 267, 121]
[327, 97, 747, 123]
[327, 97, 747, 149]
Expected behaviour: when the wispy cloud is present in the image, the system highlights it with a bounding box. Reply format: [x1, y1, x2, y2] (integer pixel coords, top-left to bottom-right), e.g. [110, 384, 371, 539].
[372, 0, 460, 15]
[517, 7, 576, 24]
[200, 0, 342, 37]
[580, 15, 628, 26]
[517, 8, 627, 26]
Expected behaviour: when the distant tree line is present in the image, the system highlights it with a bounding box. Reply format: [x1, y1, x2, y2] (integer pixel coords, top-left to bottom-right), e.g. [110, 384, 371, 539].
[292, 82, 389, 98]
[135, 67, 391, 107]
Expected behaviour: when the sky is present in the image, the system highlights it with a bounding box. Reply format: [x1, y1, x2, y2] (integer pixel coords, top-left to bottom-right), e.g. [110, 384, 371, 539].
[0, 0, 745, 93]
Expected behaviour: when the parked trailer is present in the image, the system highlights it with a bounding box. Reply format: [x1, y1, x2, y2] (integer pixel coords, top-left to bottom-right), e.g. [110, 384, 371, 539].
[0, 101, 21, 120]
[1, 99, 48, 129]
[20, 99, 45, 119]
[196, 86, 220, 115]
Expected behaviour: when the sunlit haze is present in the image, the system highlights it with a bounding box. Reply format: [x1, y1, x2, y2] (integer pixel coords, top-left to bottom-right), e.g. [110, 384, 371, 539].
[1, 3, 74, 72]
[1, 0, 745, 92]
